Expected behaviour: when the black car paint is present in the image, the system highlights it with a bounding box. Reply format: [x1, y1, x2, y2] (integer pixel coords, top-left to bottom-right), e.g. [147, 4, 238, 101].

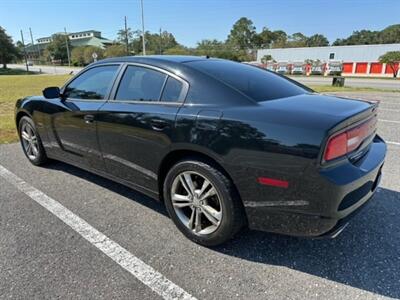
[15, 56, 386, 237]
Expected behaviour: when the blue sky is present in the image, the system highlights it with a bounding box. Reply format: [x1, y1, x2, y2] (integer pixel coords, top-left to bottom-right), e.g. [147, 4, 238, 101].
[1, 0, 399, 47]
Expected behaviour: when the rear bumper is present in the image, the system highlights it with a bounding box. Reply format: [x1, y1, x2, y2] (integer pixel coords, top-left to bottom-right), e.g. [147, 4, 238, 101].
[245, 135, 386, 237]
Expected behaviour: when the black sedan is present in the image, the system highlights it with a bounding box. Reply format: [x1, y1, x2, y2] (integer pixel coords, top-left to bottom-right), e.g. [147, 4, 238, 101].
[15, 56, 386, 246]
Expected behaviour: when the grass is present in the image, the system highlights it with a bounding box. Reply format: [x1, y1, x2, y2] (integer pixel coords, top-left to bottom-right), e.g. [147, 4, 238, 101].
[0, 68, 37, 75]
[0, 74, 71, 144]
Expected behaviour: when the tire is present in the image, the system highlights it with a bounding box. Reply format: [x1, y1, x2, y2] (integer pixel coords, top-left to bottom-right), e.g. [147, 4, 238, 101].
[163, 158, 245, 246]
[18, 116, 48, 166]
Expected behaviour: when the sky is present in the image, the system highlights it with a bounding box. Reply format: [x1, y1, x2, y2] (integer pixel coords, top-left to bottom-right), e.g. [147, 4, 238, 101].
[1, 0, 400, 47]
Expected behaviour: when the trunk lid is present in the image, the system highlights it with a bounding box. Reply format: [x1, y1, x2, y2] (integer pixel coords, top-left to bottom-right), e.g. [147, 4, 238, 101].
[259, 93, 377, 130]
[259, 93, 378, 162]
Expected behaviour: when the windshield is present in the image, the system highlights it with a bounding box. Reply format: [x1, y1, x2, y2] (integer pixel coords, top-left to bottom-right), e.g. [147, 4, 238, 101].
[187, 60, 310, 102]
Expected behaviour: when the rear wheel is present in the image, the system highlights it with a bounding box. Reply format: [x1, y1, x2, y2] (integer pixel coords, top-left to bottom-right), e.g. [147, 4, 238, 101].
[18, 116, 48, 166]
[164, 159, 245, 246]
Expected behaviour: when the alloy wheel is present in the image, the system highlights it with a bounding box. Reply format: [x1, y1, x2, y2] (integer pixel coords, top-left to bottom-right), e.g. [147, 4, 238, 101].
[171, 171, 223, 235]
[21, 122, 39, 160]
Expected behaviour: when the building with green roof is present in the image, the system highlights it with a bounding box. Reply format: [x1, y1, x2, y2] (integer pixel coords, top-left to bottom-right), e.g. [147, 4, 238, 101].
[25, 30, 113, 62]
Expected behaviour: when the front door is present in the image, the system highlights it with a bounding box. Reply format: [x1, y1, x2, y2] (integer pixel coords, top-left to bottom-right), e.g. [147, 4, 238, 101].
[50, 64, 120, 170]
[97, 64, 188, 193]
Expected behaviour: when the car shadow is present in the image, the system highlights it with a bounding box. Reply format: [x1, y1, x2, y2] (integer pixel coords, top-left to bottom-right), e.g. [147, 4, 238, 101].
[44, 161, 399, 298]
[214, 187, 400, 298]
[44, 161, 168, 217]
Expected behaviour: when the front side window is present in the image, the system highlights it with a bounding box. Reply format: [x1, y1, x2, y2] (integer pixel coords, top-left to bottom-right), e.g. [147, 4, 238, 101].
[64, 65, 119, 100]
[115, 66, 167, 101]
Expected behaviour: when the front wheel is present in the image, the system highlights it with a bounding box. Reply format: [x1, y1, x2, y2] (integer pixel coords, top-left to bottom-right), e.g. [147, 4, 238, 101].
[18, 116, 48, 166]
[163, 159, 245, 246]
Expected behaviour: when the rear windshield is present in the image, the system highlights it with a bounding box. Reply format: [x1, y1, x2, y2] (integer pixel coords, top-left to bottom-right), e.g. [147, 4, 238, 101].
[187, 60, 310, 102]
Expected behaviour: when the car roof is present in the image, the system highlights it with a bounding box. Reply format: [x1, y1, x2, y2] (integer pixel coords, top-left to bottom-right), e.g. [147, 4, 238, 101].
[95, 55, 211, 65]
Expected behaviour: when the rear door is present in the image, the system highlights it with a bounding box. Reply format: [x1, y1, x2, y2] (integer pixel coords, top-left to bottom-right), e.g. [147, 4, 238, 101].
[49, 64, 121, 170]
[97, 64, 188, 193]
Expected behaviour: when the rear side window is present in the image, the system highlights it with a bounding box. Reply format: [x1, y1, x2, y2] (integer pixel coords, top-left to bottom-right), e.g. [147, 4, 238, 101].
[187, 60, 309, 102]
[64, 65, 119, 100]
[116, 66, 167, 101]
[161, 77, 183, 102]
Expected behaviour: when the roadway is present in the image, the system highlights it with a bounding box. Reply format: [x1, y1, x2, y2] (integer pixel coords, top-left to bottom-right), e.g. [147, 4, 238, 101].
[291, 76, 400, 91]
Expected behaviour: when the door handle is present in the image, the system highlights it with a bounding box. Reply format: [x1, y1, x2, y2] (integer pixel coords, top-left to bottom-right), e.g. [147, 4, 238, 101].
[150, 119, 168, 131]
[84, 114, 95, 124]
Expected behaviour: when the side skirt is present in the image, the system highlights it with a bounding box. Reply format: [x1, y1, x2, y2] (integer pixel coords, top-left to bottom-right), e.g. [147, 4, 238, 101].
[47, 153, 160, 201]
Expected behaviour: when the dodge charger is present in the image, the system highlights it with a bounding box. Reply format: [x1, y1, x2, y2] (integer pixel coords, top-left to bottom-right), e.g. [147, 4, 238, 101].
[15, 56, 386, 246]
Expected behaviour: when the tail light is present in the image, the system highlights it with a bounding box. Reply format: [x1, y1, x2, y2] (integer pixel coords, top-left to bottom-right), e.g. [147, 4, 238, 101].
[324, 117, 377, 162]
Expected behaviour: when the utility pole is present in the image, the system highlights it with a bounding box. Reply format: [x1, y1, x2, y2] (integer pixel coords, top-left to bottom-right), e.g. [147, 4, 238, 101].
[124, 16, 129, 55]
[29, 28, 40, 64]
[64, 27, 71, 67]
[140, 0, 146, 55]
[159, 27, 162, 55]
[20, 30, 29, 72]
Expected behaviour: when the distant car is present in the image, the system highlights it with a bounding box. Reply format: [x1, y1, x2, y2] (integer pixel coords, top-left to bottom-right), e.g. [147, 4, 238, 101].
[291, 66, 304, 75]
[15, 56, 386, 246]
[276, 66, 287, 74]
[311, 66, 323, 75]
[327, 65, 342, 76]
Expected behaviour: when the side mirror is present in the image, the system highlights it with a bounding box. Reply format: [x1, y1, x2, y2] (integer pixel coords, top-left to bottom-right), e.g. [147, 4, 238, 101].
[43, 87, 61, 99]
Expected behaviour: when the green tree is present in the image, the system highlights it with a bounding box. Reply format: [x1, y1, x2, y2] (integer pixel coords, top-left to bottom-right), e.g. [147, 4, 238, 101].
[379, 51, 400, 78]
[253, 27, 274, 48]
[271, 30, 287, 48]
[306, 34, 329, 47]
[163, 45, 192, 55]
[83, 46, 103, 63]
[129, 30, 179, 55]
[72, 46, 104, 66]
[333, 29, 379, 46]
[378, 24, 400, 44]
[333, 24, 400, 46]
[151, 30, 178, 54]
[104, 44, 126, 58]
[226, 17, 256, 50]
[71, 46, 85, 66]
[46, 34, 71, 64]
[195, 39, 235, 59]
[261, 54, 273, 64]
[117, 27, 134, 54]
[286, 32, 308, 48]
[0, 26, 20, 68]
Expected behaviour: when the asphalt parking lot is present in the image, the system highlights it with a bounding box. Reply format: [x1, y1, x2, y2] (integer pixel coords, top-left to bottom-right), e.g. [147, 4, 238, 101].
[0, 92, 399, 299]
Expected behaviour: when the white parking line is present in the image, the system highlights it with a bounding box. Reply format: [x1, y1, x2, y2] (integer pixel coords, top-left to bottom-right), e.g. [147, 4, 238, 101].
[379, 108, 400, 112]
[378, 101, 400, 104]
[387, 141, 400, 146]
[379, 119, 400, 124]
[0, 165, 196, 300]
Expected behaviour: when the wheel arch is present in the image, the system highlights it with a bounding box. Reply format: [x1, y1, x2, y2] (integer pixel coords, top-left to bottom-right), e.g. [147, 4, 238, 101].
[157, 148, 243, 207]
[15, 110, 32, 128]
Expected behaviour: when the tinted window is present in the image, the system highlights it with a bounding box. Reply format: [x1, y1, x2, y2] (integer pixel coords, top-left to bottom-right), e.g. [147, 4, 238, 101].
[187, 60, 308, 102]
[116, 66, 167, 101]
[64, 65, 119, 100]
[161, 77, 183, 102]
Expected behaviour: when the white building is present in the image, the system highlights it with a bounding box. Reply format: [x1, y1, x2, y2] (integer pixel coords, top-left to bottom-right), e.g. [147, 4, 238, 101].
[257, 44, 400, 77]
